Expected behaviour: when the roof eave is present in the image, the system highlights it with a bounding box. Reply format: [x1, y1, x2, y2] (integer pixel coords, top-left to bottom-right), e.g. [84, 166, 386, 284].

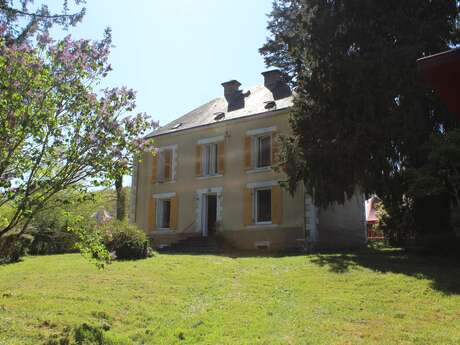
[146, 106, 291, 139]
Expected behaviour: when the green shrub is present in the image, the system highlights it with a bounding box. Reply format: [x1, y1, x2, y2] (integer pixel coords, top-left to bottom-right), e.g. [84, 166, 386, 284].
[102, 221, 152, 260]
[46, 323, 127, 345]
[29, 228, 78, 255]
[0, 234, 31, 264]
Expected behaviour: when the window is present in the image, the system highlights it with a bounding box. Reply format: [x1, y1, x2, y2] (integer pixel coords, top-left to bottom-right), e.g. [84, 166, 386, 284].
[156, 199, 171, 228]
[255, 188, 272, 223]
[256, 135, 271, 168]
[203, 143, 218, 176]
[244, 127, 277, 171]
[158, 148, 173, 182]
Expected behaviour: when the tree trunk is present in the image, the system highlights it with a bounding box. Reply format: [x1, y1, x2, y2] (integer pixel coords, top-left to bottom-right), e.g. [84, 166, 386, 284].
[115, 175, 126, 221]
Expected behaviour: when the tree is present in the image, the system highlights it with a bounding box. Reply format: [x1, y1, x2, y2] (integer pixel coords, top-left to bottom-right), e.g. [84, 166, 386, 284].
[261, 0, 460, 242]
[0, 0, 85, 44]
[0, 2, 155, 254]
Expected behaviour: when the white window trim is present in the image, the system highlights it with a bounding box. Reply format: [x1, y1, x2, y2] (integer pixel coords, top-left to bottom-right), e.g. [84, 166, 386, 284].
[246, 167, 272, 174]
[197, 135, 225, 145]
[246, 223, 279, 229]
[196, 174, 223, 180]
[246, 126, 277, 137]
[153, 192, 176, 199]
[246, 180, 279, 189]
[253, 187, 273, 225]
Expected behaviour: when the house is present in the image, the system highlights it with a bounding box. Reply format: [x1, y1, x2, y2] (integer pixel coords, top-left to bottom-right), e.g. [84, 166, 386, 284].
[130, 70, 367, 251]
[365, 196, 384, 240]
[418, 48, 460, 119]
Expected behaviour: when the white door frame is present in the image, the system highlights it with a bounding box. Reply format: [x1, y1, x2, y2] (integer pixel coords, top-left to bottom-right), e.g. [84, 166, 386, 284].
[202, 193, 217, 237]
[196, 187, 223, 237]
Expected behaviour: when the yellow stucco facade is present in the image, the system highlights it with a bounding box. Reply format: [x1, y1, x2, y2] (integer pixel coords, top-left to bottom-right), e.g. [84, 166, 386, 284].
[132, 109, 309, 250]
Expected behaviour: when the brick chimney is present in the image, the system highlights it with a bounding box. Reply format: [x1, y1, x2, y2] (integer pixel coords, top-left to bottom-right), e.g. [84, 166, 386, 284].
[261, 70, 292, 100]
[221, 80, 241, 99]
[222, 80, 245, 112]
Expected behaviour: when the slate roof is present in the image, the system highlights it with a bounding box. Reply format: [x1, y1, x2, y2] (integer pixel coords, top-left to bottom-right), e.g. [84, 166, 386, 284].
[147, 84, 293, 138]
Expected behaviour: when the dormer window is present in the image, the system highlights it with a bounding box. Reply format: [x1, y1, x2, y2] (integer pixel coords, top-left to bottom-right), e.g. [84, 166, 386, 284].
[264, 101, 276, 110]
[213, 112, 225, 121]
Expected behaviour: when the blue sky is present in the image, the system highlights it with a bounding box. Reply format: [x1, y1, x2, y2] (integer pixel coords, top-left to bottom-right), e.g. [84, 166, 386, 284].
[46, 0, 274, 186]
[50, 0, 273, 127]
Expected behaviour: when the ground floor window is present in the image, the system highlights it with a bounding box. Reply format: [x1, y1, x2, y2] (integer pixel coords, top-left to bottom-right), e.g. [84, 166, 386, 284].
[255, 188, 272, 223]
[156, 198, 171, 228]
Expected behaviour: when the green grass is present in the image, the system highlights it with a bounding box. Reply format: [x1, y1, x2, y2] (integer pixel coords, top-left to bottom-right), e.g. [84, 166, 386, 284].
[0, 248, 459, 345]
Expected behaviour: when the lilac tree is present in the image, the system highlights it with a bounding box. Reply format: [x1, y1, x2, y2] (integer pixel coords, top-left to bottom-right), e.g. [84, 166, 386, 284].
[0, 2, 156, 260]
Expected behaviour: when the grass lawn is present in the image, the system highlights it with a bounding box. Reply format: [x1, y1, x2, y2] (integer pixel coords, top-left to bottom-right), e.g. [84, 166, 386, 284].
[0, 247, 459, 345]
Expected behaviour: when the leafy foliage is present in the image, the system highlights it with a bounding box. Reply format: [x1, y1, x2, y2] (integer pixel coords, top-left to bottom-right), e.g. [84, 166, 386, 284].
[261, 0, 460, 242]
[102, 220, 152, 260]
[0, 2, 156, 264]
[0, 232, 30, 264]
[0, 0, 86, 45]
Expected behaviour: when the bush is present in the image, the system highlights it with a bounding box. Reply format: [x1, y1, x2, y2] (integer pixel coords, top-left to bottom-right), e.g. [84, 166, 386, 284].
[46, 323, 128, 345]
[102, 221, 152, 260]
[28, 229, 78, 255]
[0, 234, 31, 264]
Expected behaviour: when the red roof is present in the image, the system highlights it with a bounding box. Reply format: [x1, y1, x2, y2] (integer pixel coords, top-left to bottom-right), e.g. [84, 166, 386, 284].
[418, 48, 460, 119]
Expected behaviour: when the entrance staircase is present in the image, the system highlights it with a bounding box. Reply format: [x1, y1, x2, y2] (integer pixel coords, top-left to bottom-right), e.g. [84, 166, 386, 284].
[157, 235, 224, 254]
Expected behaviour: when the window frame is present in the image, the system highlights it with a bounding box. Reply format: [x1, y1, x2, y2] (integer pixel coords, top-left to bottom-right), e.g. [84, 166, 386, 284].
[156, 198, 171, 229]
[253, 187, 272, 224]
[255, 134, 272, 168]
[156, 145, 177, 183]
[203, 142, 219, 176]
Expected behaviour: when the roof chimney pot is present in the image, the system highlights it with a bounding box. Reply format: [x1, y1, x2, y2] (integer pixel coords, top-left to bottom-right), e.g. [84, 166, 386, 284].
[221, 80, 242, 98]
[261, 69, 292, 100]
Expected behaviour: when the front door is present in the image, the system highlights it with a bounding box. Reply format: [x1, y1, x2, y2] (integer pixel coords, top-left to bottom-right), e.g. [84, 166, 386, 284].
[203, 194, 217, 236]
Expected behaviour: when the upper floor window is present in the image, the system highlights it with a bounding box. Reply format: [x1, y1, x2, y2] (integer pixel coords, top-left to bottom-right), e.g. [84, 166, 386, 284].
[203, 143, 218, 176]
[196, 136, 225, 177]
[158, 149, 172, 181]
[245, 127, 278, 171]
[256, 135, 271, 168]
[151, 145, 177, 183]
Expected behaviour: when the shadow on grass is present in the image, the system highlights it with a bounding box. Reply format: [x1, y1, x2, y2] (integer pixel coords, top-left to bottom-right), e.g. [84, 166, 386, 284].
[310, 245, 460, 295]
[160, 244, 460, 295]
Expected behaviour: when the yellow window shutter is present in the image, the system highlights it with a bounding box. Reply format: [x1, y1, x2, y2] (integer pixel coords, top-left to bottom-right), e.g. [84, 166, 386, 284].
[243, 188, 253, 225]
[271, 185, 283, 225]
[195, 145, 202, 176]
[271, 131, 279, 166]
[148, 198, 156, 231]
[170, 196, 178, 230]
[151, 155, 158, 184]
[164, 149, 172, 181]
[244, 136, 252, 169]
[218, 141, 225, 174]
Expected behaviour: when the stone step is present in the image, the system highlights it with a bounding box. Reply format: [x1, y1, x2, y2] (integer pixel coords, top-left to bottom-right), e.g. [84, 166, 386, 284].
[158, 235, 222, 253]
